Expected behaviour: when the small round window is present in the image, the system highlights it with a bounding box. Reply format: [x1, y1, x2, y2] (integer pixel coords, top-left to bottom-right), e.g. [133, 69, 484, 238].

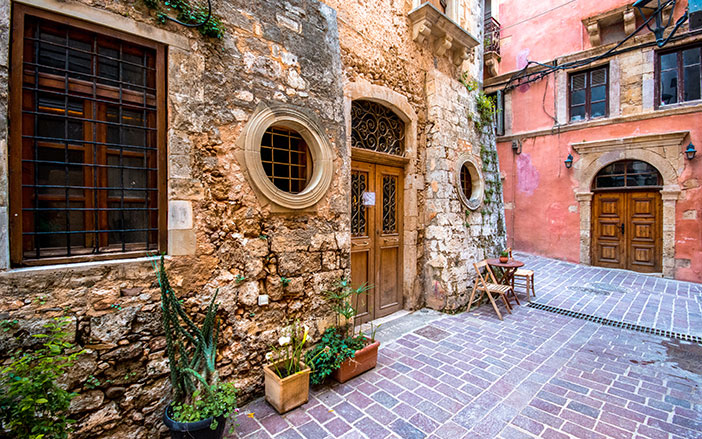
[455, 155, 483, 210]
[261, 126, 313, 194]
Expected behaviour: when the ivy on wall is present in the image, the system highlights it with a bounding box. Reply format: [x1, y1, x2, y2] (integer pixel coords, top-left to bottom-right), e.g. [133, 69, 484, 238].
[143, 0, 224, 38]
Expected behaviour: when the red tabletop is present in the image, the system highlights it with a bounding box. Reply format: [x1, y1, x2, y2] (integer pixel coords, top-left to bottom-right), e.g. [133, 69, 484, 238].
[486, 258, 525, 269]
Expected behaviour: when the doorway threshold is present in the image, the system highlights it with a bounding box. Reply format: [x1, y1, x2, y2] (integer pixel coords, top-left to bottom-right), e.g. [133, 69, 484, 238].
[358, 308, 444, 344]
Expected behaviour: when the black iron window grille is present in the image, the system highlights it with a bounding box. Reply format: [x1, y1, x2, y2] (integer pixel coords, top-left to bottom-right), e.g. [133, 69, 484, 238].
[351, 100, 406, 156]
[460, 163, 473, 200]
[13, 13, 163, 263]
[351, 171, 367, 237]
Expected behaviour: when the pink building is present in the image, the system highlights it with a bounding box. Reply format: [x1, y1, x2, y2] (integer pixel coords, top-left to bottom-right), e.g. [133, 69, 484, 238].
[484, 0, 702, 282]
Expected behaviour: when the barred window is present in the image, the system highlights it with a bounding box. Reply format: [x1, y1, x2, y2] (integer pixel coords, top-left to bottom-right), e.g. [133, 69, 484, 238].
[260, 126, 312, 194]
[9, 6, 166, 266]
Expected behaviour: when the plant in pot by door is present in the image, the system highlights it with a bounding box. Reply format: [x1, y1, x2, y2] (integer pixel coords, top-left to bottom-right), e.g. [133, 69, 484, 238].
[155, 257, 237, 439]
[263, 321, 311, 414]
[305, 279, 380, 384]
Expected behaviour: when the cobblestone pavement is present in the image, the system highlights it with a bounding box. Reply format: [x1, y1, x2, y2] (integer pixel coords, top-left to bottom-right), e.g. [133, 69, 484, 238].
[514, 252, 702, 338]
[232, 287, 702, 438]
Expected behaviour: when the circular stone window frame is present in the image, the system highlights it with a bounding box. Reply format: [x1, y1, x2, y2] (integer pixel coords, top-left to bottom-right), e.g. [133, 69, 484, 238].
[243, 104, 334, 210]
[455, 154, 484, 210]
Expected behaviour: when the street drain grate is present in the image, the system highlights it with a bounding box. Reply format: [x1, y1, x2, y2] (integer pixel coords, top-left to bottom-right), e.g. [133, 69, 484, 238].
[414, 325, 451, 341]
[526, 302, 702, 344]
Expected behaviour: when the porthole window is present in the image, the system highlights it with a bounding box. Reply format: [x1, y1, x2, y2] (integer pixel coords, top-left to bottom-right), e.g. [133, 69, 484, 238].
[455, 155, 484, 210]
[243, 104, 334, 210]
[261, 126, 312, 194]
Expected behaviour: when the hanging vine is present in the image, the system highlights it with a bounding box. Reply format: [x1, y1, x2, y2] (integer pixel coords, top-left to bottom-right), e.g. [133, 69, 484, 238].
[143, 0, 225, 38]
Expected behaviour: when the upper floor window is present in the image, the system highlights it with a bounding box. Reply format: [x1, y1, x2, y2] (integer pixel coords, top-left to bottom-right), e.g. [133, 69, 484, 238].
[9, 6, 166, 266]
[658, 45, 701, 107]
[569, 66, 608, 122]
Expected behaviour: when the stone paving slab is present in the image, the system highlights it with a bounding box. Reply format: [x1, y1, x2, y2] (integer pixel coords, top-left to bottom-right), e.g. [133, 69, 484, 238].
[230, 303, 702, 439]
[513, 252, 702, 338]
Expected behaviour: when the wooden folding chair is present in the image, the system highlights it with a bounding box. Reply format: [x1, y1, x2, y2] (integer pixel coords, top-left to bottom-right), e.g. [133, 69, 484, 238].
[467, 260, 517, 320]
[507, 248, 535, 299]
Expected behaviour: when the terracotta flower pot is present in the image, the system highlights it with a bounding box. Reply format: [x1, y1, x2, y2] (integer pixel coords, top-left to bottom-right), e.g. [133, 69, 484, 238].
[332, 338, 380, 383]
[499, 256, 509, 263]
[263, 360, 311, 414]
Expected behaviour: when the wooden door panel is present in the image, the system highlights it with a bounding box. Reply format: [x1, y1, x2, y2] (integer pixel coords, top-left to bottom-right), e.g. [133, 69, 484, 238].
[374, 165, 403, 319]
[351, 162, 375, 323]
[592, 193, 625, 268]
[626, 192, 661, 272]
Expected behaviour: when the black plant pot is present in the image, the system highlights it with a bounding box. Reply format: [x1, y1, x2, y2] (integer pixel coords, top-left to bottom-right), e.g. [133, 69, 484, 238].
[163, 405, 226, 439]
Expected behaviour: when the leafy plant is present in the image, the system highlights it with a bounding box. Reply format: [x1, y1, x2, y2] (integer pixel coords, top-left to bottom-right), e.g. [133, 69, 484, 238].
[234, 274, 246, 284]
[280, 277, 291, 288]
[500, 249, 509, 258]
[143, 0, 224, 38]
[155, 256, 237, 431]
[84, 375, 101, 390]
[305, 279, 373, 384]
[0, 317, 84, 439]
[460, 72, 479, 92]
[475, 92, 497, 132]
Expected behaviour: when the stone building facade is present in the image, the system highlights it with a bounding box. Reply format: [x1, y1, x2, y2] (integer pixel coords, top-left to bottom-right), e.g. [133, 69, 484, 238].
[0, 0, 504, 437]
[486, 0, 702, 283]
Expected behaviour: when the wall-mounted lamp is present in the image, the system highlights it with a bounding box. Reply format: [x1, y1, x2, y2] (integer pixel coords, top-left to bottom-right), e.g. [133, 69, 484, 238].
[564, 153, 574, 169]
[685, 142, 697, 160]
[511, 139, 522, 155]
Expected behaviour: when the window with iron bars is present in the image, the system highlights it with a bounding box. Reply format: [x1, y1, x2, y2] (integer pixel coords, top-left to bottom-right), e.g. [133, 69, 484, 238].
[9, 6, 167, 266]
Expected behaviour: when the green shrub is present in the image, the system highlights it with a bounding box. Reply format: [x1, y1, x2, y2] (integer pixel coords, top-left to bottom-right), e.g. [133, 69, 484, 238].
[0, 317, 83, 439]
[305, 328, 366, 385]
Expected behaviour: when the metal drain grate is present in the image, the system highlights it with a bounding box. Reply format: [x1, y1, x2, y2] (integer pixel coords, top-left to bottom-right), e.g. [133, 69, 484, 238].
[526, 302, 702, 344]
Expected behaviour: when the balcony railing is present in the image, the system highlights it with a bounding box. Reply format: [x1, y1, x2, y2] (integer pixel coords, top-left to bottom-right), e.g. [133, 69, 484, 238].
[484, 16, 500, 56]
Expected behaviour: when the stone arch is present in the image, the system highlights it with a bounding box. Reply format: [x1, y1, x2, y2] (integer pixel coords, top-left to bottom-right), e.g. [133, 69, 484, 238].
[343, 80, 421, 309]
[578, 149, 680, 193]
[573, 145, 682, 278]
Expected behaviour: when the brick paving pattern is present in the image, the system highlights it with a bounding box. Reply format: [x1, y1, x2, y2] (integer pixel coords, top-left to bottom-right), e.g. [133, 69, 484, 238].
[515, 252, 702, 338]
[231, 284, 702, 438]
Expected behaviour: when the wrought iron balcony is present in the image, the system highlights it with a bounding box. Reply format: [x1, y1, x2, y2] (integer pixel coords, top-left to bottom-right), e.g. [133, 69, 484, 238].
[484, 16, 500, 55]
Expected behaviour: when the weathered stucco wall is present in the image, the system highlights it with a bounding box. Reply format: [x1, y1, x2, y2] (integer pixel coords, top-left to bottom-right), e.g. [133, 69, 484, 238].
[0, 0, 503, 437]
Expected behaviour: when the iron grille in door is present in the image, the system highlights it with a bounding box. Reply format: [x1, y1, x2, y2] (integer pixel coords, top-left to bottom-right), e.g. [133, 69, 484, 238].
[14, 13, 163, 263]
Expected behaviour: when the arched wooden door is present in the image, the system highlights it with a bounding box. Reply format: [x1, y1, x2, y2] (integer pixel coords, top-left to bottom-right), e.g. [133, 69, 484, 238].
[350, 100, 405, 324]
[591, 160, 662, 273]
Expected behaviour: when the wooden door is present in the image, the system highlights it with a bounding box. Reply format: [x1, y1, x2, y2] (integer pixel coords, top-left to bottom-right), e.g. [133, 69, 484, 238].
[592, 191, 661, 272]
[351, 161, 403, 324]
[626, 192, 661, 273]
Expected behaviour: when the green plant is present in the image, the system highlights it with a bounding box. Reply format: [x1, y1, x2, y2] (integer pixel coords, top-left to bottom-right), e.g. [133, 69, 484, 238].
[84, 375, 101, 390]
[475, 92, 497, 132]
[265, 320, 309, 379]
[305, 279, 373, 384]
[280, 277, 291, 288]
[500, 250, 509, 258]
[0, 317, 84, 439]
[234, 274, 246, 284]
[143, 0, 224, 38]
[460, 72, 479, 92]
[0, 319, 18, 332]
[155, 256, 237, 431]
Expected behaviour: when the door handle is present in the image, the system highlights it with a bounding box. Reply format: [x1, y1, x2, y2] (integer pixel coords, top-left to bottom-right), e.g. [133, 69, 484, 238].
[621, 223, 625, 235]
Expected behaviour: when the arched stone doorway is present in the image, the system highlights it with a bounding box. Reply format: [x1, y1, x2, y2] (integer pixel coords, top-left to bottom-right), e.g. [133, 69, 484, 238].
[344, 81, 420, 321]
[571, 131, 686, 277]
[590, 160, 662, 273]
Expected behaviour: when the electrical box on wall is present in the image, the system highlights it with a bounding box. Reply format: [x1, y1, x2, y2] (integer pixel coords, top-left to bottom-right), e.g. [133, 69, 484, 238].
[691, 0, 702, 30]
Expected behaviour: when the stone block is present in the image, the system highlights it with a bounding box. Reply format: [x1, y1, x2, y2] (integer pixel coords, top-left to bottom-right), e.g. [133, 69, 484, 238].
[168, 200, 193, 230]
[168, 229, 196, 256]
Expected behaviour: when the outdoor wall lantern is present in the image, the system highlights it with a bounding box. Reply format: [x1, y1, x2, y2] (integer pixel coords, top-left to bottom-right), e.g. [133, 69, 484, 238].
[685, 142, 697, 160]
[512, 139, 522, 155]
[564, 153, 574, 169]
[634, 0, 688, 47]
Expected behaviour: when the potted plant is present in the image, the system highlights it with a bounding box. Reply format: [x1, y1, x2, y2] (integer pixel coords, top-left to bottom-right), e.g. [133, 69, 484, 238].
[499, 250, 510, 263]
[305, 279, 380, 384]
[155, 257, 237, 439]
[263, 321, 311, 414]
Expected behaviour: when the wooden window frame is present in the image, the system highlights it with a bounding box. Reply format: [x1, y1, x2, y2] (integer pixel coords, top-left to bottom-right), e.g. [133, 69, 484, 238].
[655, 43, 702, 109]
[9, 4, 168, 267]
[568, 65, 609, 122]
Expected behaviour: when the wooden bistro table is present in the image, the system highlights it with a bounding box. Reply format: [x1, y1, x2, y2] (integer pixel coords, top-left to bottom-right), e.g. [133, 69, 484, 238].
[486, 258, 525, 288]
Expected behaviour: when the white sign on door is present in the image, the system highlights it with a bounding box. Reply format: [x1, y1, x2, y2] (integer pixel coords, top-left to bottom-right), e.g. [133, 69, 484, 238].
[362, 192, 375, 206]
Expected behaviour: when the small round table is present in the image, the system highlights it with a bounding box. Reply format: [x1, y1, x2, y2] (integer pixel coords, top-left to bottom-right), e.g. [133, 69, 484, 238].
[486, 258, 525, 287]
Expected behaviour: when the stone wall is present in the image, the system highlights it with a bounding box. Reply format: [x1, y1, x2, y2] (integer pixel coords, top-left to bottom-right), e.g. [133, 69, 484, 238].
[0, 0, 504, 436]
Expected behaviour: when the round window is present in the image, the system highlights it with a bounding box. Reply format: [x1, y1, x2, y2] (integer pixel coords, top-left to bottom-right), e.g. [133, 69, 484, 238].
[455, 155, 483, 210]
[261, 126, 313, 194]
[243, 104, 334, 210]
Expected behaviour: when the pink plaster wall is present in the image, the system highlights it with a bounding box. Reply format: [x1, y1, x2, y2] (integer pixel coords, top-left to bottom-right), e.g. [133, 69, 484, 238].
[497, 0, 689, 73]
[498, 113, 702, 283]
